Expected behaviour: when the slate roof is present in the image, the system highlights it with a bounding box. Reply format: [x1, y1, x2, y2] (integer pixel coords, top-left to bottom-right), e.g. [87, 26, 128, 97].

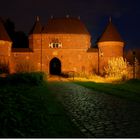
[29, 16, 42, 34]
[98, 20, 124, 42]
[42, 17, 90, 35]
[0, 18, 11, 42]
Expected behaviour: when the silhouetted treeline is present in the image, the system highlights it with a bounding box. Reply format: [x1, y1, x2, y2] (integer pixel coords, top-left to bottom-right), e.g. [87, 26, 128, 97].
[4, 18, 29, 48]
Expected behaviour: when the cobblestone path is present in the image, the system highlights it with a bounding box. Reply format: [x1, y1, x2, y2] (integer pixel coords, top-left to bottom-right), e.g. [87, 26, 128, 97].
[47, 81, 140, 138]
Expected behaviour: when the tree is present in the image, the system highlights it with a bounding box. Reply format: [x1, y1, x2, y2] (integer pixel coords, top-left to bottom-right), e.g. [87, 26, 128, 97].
[14, 31, 29, 48]
[104, 57, 129, 79]
[4, 18, 28, 48]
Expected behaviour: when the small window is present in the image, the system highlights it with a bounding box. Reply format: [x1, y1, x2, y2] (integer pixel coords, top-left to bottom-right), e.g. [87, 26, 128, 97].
[55, 43, 59, 48]
[49, 42, 62, 48]
[52, 43, 56, 48]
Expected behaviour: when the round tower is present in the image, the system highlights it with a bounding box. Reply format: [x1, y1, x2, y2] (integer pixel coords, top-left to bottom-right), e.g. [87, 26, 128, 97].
[97, 18, 125, 74]
[0, 18, 12, 74]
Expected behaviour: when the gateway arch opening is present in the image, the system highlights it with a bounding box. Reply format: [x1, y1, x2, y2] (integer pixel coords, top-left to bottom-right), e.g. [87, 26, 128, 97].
[49, 57, 61, 75]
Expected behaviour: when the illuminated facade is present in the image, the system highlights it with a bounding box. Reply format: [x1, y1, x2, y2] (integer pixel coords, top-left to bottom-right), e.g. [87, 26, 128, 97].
[0, 17, 124, 75]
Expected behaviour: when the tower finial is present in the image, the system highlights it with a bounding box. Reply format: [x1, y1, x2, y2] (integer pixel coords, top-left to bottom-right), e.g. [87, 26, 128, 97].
[78, 16, 80, 20]
[51, 15, 54, 19]
[66, 14, 70, 18]
[36, 16, 40, 21]
[109, 16, 112, 22]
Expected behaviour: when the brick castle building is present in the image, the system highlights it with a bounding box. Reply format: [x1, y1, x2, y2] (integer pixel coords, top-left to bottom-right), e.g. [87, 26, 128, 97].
[0, 16, 124, 75]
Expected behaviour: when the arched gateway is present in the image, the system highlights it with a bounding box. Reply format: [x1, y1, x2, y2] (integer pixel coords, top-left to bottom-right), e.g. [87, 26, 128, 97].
[49, 58, 61, 75]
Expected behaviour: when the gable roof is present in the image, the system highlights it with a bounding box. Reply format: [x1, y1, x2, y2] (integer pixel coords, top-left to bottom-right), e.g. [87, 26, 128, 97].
[0, 18, 11, 42]
[42, 17, 90, 35]
[29, 16, 42, 34]
[98, 20, 124, 43]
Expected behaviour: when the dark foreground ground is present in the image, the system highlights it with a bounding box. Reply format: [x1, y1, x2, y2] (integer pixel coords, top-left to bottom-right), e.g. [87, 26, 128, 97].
[0, 81, 83, 138]
[1, 75, 140, 138]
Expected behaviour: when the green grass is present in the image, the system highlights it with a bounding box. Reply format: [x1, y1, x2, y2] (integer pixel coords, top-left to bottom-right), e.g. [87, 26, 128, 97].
[0, 82, 83, 138]
[74, 79, 140, 102]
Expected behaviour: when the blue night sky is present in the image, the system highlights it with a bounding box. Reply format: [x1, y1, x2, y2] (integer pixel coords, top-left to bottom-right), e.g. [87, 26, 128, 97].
[0, 0, 140, 50]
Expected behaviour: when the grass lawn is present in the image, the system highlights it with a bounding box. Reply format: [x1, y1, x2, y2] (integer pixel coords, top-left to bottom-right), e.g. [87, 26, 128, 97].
[74, 79, 140, 102]
[0, 82, 83, 138]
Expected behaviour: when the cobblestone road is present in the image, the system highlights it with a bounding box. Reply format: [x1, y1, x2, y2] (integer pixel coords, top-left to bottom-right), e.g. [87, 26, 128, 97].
[47, 80, 140, 138]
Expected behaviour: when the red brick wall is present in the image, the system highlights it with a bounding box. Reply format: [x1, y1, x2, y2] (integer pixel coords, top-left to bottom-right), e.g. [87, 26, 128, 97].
[8, 35, 124, 76]
[0, 41, 12, 73]
[10, 33, 100, 75]
[0, 41, 12, 57]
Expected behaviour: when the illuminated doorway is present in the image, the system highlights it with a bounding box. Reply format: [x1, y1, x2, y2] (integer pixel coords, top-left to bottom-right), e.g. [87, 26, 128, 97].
[49, 57, 61, 75]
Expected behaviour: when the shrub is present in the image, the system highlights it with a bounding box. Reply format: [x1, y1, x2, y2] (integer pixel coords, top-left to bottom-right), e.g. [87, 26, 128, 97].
[104, 57, 129, 79]
[126, 78, 140, 84]
[61, 71, 75, 78]
[73, 72, 88, 78]
[0, 77, 7, 85]
[6, 72, 46, 85]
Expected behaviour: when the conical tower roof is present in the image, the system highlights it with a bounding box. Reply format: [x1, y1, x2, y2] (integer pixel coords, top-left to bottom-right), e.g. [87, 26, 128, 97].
[29, 16, 42, 34]
[0, 18, 11, 42]
[42, 17, 90, 35]
[98, 18, 124, 43]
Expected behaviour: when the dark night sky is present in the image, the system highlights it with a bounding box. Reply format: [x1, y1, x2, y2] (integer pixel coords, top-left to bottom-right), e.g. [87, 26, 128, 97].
[0, 0, 140, 50]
